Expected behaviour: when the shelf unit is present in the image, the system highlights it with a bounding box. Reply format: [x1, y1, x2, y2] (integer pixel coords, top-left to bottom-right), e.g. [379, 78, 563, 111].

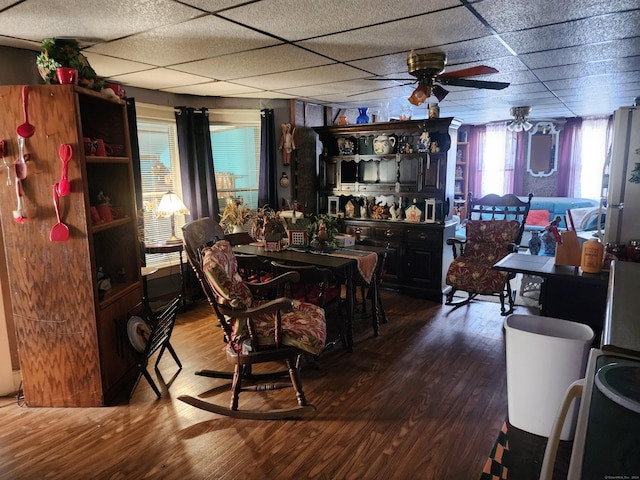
[454, 141, 469, 218]
[0, 85, 142, 407]
[313, 118, 460, 301]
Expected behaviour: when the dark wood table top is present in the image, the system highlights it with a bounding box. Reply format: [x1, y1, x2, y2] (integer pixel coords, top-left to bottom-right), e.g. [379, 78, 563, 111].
[493, 253, 609, 285]
[233, 244, 356, 269]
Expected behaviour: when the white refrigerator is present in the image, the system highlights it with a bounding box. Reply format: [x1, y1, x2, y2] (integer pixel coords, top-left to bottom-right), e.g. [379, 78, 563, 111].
[604, 106, 640, 246]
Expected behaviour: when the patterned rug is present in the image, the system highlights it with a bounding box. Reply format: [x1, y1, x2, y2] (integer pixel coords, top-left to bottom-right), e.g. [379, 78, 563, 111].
[480, 420, 573, 480]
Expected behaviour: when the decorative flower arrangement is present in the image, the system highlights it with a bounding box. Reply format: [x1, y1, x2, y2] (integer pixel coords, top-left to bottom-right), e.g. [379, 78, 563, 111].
[306, 214, 339, 248]
[220, 197, 253, 233]
[247, 205, 287, 241]
[36, 38, 102, 90]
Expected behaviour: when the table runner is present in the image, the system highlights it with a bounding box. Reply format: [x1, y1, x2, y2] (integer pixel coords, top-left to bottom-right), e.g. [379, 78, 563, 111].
[289, 247, 378, 284]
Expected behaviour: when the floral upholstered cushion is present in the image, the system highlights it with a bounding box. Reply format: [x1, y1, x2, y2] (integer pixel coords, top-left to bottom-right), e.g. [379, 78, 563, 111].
[251, 300, 327, 356]
[202, 241, 253, 309]
[202, 240, 326, 355]
[446, 220, 520, 295]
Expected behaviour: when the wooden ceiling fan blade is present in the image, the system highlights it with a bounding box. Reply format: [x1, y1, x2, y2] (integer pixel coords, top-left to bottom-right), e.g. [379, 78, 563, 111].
[438, 65, 498, 79]
[438, 78, 509, 90]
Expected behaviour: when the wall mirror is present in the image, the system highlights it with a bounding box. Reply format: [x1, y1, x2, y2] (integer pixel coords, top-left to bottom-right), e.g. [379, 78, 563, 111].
[527, 122, 559, 177]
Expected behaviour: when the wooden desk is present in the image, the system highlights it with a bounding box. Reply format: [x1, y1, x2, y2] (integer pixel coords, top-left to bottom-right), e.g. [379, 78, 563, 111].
[493, 253, 609, 335]
[233, 244, 382, 351]
[144, 242, 186, 311]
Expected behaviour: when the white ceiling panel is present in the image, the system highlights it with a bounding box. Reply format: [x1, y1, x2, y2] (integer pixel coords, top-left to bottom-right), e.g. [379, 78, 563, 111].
[86, 15, 282, 66]
[0, 0, 637, 124]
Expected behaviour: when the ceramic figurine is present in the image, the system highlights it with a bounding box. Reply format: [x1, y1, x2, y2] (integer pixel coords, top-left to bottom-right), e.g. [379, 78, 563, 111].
[418, 131, 430, 153]
[279, 123, 296, 165]
[528, 231, 542, 255]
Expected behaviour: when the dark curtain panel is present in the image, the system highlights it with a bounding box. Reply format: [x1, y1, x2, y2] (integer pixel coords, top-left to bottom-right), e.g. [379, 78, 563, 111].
[258, 108, 278, 208]
[557, 118, 582, 197]
[175, 107, 219, 221]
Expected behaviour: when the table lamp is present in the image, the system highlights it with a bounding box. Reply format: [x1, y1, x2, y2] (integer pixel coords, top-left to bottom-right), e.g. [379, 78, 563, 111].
[156, 191, 190, 244]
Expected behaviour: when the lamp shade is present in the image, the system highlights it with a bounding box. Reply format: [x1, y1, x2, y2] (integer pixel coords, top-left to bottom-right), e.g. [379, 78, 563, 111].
[156, 192, 190, 218]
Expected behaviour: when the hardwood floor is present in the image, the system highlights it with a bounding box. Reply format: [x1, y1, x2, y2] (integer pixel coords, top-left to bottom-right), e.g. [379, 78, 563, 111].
[0, 292, 538, 480]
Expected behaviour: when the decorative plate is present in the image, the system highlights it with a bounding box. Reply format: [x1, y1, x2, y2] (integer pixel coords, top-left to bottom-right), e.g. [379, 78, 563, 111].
[127, 315, 151, 352]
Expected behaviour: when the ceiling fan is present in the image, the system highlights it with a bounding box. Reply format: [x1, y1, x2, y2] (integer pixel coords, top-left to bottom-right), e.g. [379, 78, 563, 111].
[364, 51, 510, 106]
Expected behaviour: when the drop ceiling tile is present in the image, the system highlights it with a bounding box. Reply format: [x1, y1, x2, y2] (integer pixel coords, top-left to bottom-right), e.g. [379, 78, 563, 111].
[0, 0, 201, 43]
[474, 0, 639, 33]
[108, 68, 213, 89]
[545, 71, 639, 91]
[500, 11, 640, 55]
[218, 0, 458, 42]
[83, 52, 153, 77]
[520, 38, 640, 69]
[296, 7, 491, 62]
[178, 0, 252, 13]
[227, 90, 298, 100]
[162, 82, 264, 96]
[533, 56, 640, 82]
[86, 15, 281, 66]
[233, 64, 368, 90]
[173, 44, 333, 80]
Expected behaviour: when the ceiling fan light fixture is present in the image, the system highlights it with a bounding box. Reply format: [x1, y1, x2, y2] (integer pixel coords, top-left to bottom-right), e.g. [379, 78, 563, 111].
[507, 106, 533, 132]
[408, 83, 431, 106]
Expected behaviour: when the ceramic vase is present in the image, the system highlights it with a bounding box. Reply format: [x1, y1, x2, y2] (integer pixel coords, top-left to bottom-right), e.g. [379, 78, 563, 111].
[356, 107, 370, 124]
[528, 231, 541, 255]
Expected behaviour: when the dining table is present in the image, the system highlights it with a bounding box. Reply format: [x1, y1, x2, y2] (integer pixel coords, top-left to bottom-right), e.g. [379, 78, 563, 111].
[233, 244, 383, 352]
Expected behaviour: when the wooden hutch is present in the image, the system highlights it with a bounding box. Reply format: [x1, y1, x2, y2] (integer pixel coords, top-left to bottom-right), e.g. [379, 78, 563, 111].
[0, 85, 142, 406]
[313, 118, 461, 302]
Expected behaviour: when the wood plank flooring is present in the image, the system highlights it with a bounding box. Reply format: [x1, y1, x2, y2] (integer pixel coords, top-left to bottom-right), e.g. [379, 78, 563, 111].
[0, 292, 539, 480]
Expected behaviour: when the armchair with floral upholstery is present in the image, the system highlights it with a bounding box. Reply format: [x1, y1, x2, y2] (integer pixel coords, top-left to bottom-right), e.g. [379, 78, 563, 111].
[445, 193, 533, 315]
[179, 217, 326, 419]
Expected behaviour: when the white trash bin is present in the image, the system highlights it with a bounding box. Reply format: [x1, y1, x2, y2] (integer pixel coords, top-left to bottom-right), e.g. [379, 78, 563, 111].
[504, 314, 594, 440]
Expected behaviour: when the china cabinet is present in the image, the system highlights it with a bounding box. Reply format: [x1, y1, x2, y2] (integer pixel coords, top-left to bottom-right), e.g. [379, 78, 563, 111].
[313, 118, 460, 301]
[0, 85, 142, 406]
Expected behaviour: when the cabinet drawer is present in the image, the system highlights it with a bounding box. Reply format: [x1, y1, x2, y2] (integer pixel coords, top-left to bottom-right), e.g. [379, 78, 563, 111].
[406, 228, 440, 245]
[359, 184, 396, 193]
[341, 183, 356, 191]
[373, 225, 404, 241]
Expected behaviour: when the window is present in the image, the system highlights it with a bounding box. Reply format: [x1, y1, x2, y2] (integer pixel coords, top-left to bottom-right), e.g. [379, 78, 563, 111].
[576, 116, 610, 199]
[136, 104, 183, 268]
[481, 122, 516, 196]
[209, 110, 261, 210]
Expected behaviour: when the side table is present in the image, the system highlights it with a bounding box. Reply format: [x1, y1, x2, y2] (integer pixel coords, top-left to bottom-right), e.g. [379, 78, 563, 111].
[144, 242, 186, 311]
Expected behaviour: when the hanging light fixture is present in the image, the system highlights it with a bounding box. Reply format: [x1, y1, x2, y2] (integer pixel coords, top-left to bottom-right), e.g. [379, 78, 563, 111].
[507, 106, 533, 132]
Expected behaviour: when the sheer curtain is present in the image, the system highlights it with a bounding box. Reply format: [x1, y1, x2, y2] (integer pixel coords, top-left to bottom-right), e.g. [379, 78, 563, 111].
[467, 125, 486, 199]
[481, 122, 517, 196]
[574, 116, 612, 199]
[557, 118, 582, 197]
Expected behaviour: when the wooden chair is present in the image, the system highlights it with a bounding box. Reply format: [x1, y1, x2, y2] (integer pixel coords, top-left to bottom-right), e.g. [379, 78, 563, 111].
[129, 296, 182, 398]
[179, 217, 326, 419]
[445, 193, 533, 315]
[353, 243, 390, 328]
[270, 261, 345, 350]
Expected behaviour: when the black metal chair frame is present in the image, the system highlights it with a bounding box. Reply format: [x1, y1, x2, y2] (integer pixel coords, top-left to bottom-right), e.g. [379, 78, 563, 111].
[130, 295, 182, 398]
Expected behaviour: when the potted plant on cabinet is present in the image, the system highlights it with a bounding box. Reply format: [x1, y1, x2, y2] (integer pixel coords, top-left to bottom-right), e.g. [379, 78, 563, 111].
[36, 38, 102, 90]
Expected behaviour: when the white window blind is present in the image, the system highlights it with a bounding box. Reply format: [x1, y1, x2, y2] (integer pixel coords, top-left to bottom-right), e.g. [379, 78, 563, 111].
[210, 124, 261, 209]
[136, 104, 183, 268]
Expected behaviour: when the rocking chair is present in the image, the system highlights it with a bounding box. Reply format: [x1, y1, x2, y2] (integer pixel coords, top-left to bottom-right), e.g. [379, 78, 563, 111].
[179, 217, 326, 419]
[445, 193, 532, 315]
